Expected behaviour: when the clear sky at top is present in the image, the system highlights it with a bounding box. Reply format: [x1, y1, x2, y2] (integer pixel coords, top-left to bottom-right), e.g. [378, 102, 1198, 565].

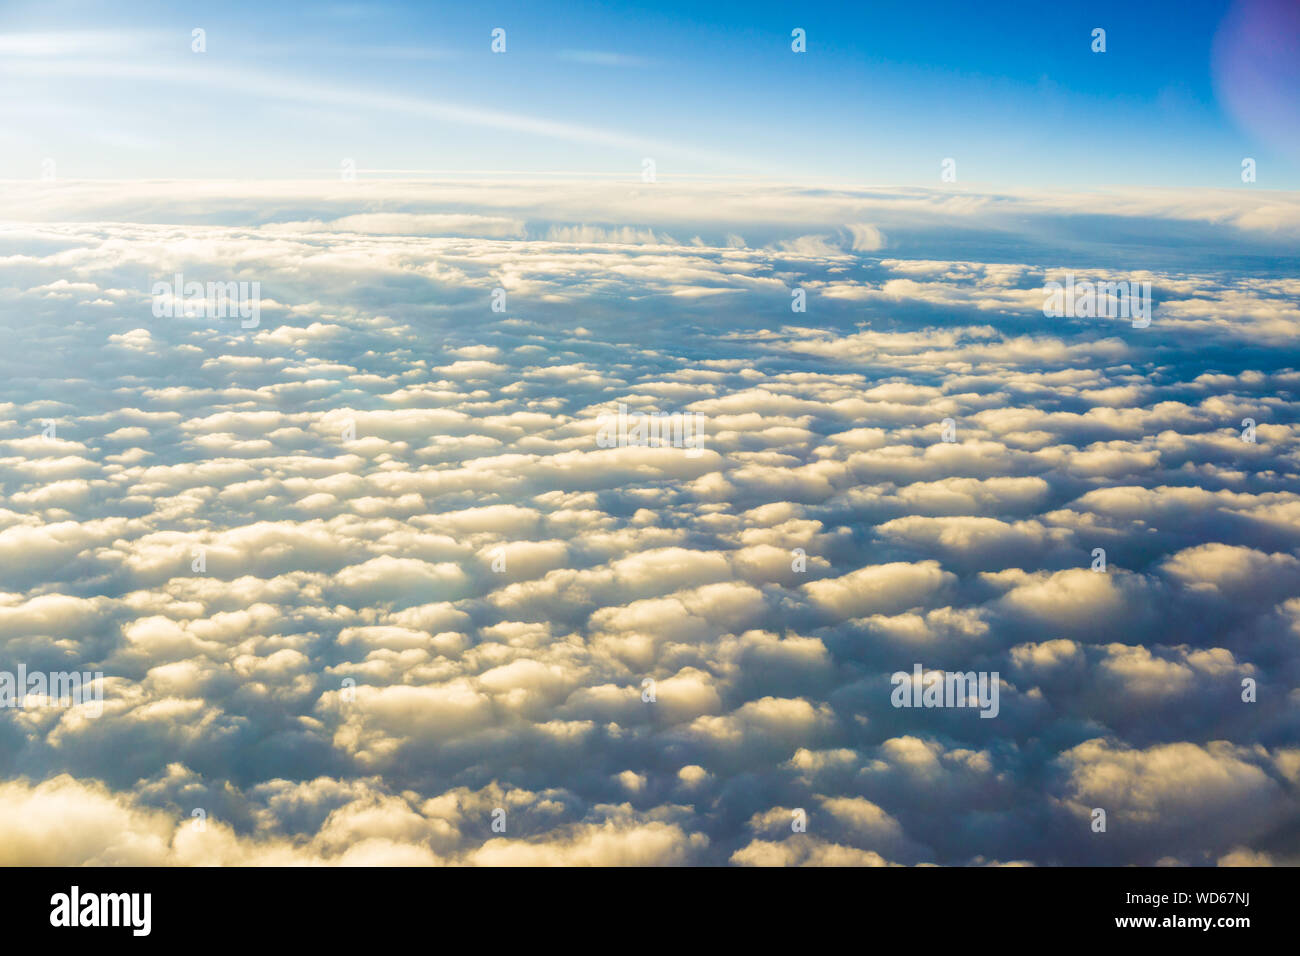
[1, 0, 1296, 187]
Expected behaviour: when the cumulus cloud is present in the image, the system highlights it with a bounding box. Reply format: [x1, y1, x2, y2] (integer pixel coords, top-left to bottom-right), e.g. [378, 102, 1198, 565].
[0, 179, 1296, 865]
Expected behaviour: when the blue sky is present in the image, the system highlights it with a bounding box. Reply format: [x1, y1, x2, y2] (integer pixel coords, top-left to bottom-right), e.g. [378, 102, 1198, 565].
[1, 1, 1297, 186]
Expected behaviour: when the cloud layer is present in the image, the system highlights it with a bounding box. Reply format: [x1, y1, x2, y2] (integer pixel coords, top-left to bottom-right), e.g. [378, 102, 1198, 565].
[1, 180, 1297, 865]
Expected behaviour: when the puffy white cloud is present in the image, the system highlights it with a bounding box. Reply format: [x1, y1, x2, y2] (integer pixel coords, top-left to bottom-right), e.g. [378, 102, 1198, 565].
[0, 179, 1294, 866]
